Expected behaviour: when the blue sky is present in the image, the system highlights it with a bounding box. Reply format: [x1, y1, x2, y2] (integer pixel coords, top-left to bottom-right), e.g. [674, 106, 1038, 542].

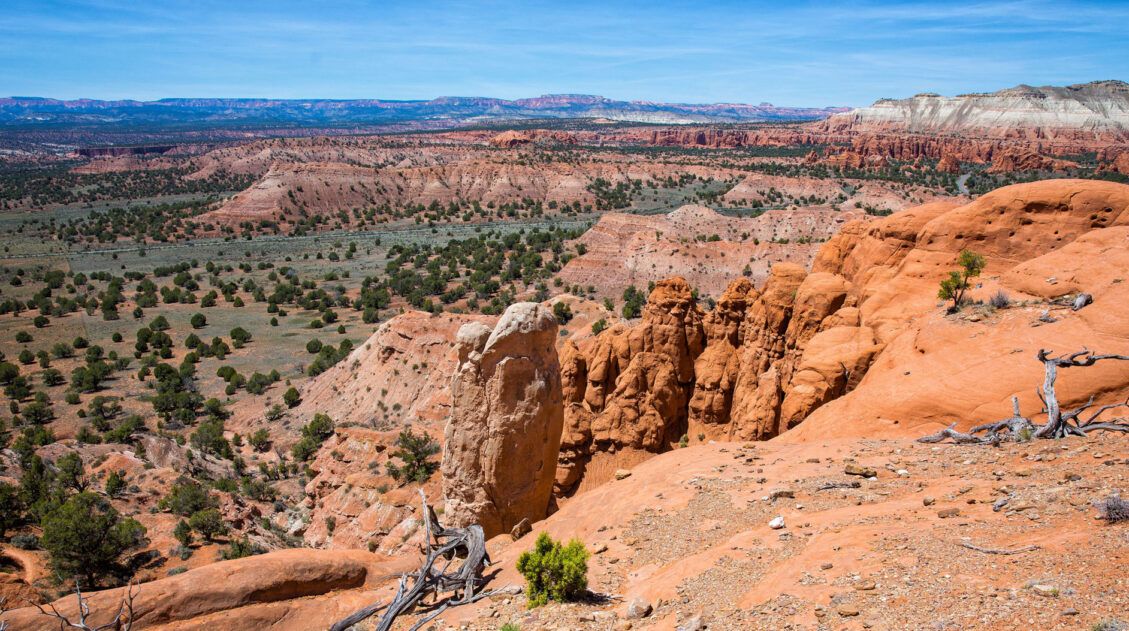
[1, 0, 1126, 106]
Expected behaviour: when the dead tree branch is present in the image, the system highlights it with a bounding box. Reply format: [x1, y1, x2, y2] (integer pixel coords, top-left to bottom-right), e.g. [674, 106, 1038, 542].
[917, 422, 998, 445]
[1034, 349, 1129, 439]
[33, 580, 138, 631]
[919, 349, 1129, 444]
[959, 542, 1039, 555]
[329, 491, 496, 631]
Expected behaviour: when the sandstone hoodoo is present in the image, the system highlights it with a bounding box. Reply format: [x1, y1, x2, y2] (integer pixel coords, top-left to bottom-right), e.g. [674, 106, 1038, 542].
[442, 303, 565, 538]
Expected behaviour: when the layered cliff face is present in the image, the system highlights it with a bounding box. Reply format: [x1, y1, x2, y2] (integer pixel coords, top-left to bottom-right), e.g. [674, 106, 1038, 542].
[557, 179, 1129, 492]
[442, 303, 565, 538]
[806, 81, 1129, 166]
[820, 81, 1129, 137]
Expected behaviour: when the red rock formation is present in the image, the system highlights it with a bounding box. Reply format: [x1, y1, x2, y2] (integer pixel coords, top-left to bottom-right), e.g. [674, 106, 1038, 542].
[987, 148, 1079, 173]
[557, 179, 1129, 491]
[556, 278, 704, 493]
[1106, 151, 1129, 174]
[822, 149, 888, 170]
[488, 129, 579, 148]
[558, 204, 871, 298]
[936, 153, 961, 173]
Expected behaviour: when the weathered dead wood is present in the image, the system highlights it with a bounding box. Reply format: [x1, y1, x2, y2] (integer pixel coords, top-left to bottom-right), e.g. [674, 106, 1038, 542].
[1034, 349, 1129, 439]
[816, 480, 862, 491]
[329, 491, 495, 631]
[33, 580, 138, 631]
[959, 542, 1039, 555]
[917, 422, 1001, 445]
[919, 349, 1129, 444]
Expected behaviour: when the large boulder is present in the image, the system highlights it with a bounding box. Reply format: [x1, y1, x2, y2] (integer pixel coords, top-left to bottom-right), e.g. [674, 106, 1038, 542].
[442, 303, 564, 538]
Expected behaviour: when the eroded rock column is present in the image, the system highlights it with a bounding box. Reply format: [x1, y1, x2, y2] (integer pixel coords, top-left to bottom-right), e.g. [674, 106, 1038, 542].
[442, 303, 564, 538]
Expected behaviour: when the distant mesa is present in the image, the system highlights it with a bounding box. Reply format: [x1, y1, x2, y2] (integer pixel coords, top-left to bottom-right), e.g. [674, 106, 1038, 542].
[0, 93, 848, 129]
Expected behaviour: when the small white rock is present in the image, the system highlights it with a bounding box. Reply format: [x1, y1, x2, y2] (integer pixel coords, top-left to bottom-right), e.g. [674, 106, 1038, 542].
[769, 516, 785, 529]
[896, 469, 909, 477]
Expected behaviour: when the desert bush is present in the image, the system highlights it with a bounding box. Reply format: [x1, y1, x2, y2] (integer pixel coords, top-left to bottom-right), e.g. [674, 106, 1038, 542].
[0, 481, 23, 537]
[173, 519, 193, 547]
[552, 301, 573, 324]
[516, 532, 589, 607]
[220, 536, 263, 560]
[284, 386, 301, 408]
[1096, 494, 1129, 523]
[989, 290, 1011, 309]
[292, 413, 335, 461]
[249, 428, 271, 451]
[10, 533, 40, 550]
[160, 477, 215, 516]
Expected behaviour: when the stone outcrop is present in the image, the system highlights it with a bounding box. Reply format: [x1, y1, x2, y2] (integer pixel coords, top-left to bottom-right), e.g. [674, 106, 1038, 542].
[822, 149, 888, 170]
[442, 303, 564, 538]
[1098, 148, 1129, 174]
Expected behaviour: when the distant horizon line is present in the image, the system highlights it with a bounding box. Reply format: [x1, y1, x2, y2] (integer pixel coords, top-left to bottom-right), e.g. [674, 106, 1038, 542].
[4, 78, 1122, 109]
[1, 93, 849, 109]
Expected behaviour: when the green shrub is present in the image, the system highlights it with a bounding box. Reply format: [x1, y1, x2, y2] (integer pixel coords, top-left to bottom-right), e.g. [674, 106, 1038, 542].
[173, 519, 193, 547]
[516, 532, 589, 607]
[551, 301, 573, 325]
[220, 536, 262, 560]
[0, 482, 22, 538]
[937, 249, 985, 312]
[188, 508, 228, 542]
[41, 492, 147, 586]
[283, 386, 301, 408]
[385, 428, 440, 484]
[160, 478, 215, 516]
